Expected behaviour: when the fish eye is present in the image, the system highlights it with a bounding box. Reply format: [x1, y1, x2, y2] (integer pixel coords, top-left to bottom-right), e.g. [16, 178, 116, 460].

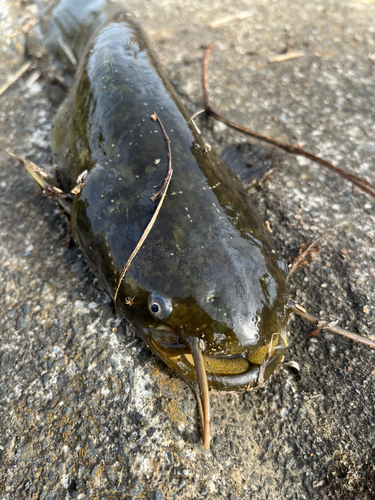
[147, 292, 173, 321]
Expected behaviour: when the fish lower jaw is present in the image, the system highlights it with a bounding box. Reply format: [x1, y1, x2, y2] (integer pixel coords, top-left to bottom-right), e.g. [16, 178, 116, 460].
[149, 329, 287, 391]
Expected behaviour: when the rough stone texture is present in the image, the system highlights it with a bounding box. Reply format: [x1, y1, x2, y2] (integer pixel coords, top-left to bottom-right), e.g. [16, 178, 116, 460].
[1, 0, 375, 499]
[0, 0, 25, 80]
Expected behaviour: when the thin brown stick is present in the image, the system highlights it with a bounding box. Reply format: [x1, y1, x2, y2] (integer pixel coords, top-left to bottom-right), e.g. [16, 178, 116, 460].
[202, 46, 375, 199]
[113, 111, 173, 311]
[286, 236, 323, 281]
[288, 300, 375, 349]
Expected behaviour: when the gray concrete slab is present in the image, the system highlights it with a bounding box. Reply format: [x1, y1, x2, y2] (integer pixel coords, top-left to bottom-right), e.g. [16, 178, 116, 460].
[0, 0, 374, 499]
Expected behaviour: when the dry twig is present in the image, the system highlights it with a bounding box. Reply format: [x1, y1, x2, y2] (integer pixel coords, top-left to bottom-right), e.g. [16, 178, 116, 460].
[288, 300, 375, 349]
[202, 46, 375, 199]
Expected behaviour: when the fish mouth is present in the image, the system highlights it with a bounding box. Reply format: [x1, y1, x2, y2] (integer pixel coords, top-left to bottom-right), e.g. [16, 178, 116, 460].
[148, 326, 287, 450]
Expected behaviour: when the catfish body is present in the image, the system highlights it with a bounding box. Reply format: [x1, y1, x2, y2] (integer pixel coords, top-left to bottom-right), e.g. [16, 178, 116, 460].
[46, 1, 288, 400]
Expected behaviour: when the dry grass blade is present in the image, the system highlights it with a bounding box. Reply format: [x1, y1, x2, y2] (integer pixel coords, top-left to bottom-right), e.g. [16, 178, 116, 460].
[0, 61, 32, 97]
[208, 10, 253, 29]
[202, 46, 375, 199]
[268, 51, 303, 63]
[25, 70, 41, 87]
[7, 151, 72, 215]
[58, 37, 77, 65]
[113, 111, 173, 311]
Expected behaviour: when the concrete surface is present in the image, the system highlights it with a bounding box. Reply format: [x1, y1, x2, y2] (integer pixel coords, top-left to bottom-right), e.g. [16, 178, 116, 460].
[0, 0, 375, 499]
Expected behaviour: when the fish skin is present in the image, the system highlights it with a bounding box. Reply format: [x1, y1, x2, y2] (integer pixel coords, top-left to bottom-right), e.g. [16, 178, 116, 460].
[37, 0, 288, 392]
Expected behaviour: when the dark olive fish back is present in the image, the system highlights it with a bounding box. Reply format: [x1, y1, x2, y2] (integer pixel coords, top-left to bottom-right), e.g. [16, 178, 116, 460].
[49, 1, 288, 393]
